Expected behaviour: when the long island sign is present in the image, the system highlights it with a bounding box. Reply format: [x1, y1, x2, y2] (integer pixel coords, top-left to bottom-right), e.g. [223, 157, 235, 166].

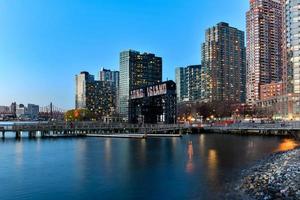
[130, 83, 167, 100]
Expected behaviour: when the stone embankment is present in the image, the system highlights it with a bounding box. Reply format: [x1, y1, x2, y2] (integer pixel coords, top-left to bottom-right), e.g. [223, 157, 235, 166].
[236, 148, 300, 200]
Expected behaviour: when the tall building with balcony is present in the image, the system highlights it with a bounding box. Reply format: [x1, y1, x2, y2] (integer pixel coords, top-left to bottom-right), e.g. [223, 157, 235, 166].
[175, 65, 201, 102]
[201, 22, 246, 103]
[246, 0, 283, 105]
[119, 50, 162, 119]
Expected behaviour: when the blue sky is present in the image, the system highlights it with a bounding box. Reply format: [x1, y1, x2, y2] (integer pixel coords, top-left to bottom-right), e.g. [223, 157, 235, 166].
[0, 0, 248, 109]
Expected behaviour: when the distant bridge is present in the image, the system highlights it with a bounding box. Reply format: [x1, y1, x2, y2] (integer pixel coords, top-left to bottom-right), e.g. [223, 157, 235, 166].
[39, 103, 65, 120]
[0, 122, 187, 139]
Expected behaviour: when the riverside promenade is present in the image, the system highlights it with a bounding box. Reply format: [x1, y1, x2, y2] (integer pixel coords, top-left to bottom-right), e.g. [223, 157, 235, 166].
[203, 121, 300, 140]
[0, 122, 187, 139]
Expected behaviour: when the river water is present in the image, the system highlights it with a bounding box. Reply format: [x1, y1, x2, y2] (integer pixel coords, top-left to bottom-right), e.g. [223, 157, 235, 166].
[0, 132, 298, 200]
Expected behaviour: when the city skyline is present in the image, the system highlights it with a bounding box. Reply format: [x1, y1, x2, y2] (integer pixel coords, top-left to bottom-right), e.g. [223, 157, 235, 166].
[0, 0, 248, 109]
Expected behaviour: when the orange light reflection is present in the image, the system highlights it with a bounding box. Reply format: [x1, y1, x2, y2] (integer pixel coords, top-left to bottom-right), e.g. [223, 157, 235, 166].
[276, 139, 299, 152]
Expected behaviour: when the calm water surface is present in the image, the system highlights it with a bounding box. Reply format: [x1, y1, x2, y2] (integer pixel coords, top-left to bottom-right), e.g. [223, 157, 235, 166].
[0, 133, 298, 200]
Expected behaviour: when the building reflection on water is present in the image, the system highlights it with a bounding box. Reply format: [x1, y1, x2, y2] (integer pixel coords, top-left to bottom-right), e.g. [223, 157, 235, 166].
[186, 141, 194, 173]
[104, 138, 112, 163]
[15, 140, 23, 168]
[207, 149, 218, 183]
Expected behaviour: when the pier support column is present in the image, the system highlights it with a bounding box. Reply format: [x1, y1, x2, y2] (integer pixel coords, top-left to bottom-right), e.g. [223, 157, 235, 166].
[1, 131, 4, 139]
[181, 129, 185, 135]
[29, 131, 36, 138]
[16, 131, 21, 139]
[41, 131, 47, 138]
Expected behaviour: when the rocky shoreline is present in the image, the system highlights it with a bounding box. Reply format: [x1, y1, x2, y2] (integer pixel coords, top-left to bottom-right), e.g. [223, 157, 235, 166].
[235, 147, 300, 200]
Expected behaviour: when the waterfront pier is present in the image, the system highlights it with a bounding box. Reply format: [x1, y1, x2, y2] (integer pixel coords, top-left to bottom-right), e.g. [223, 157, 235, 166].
[203, 122, 300, 139]
[0, 122, 186, 139]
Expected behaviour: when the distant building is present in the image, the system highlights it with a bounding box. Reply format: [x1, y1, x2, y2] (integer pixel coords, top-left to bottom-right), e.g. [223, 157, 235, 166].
[16, 104, 26, 118]
[119, 50, 162, 120]
[99, 68, 120, 112]
[175, 65, 201, 102]
[0, 106, 10, 114]
[27, 104, 39, 119]
[246, 0, 283, 105]
[129, 81, 177, 124]
[201, 22, 246, 103]
[10, 102, 16, 116]
[75, 71, 95, 109]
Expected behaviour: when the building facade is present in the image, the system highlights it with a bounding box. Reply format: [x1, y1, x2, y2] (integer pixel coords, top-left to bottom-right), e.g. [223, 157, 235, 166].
[246, 0, 283, 105]
[175, 65, 201, 102]
[201, 22, 246, 103]
[119, 50, 162, 119]
[129, 81, 177, 124]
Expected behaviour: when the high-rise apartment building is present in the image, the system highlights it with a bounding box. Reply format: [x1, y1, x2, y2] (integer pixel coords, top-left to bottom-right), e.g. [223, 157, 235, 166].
[75, 71, 117, 119]
[99, 68, 120, 112]
[86, 81, 116, 118]
[281, 0, 300, 116]
[175, 65, 201, 102]
[282, 0, 300, 94]
[201, 22, 246, 103]
[246, 0, 283, 105]
[119, 50, 162, 119]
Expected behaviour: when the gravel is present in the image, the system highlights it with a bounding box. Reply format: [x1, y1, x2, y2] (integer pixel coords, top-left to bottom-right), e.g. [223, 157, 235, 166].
[234, 147, 300, 200]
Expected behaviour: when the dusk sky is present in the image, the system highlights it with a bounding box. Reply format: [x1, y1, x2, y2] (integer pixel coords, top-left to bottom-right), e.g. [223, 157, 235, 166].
[0, 0, 248, 109]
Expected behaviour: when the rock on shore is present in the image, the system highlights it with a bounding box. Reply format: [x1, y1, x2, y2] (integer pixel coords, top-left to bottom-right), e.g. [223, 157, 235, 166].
[236, 148, 300, 200]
